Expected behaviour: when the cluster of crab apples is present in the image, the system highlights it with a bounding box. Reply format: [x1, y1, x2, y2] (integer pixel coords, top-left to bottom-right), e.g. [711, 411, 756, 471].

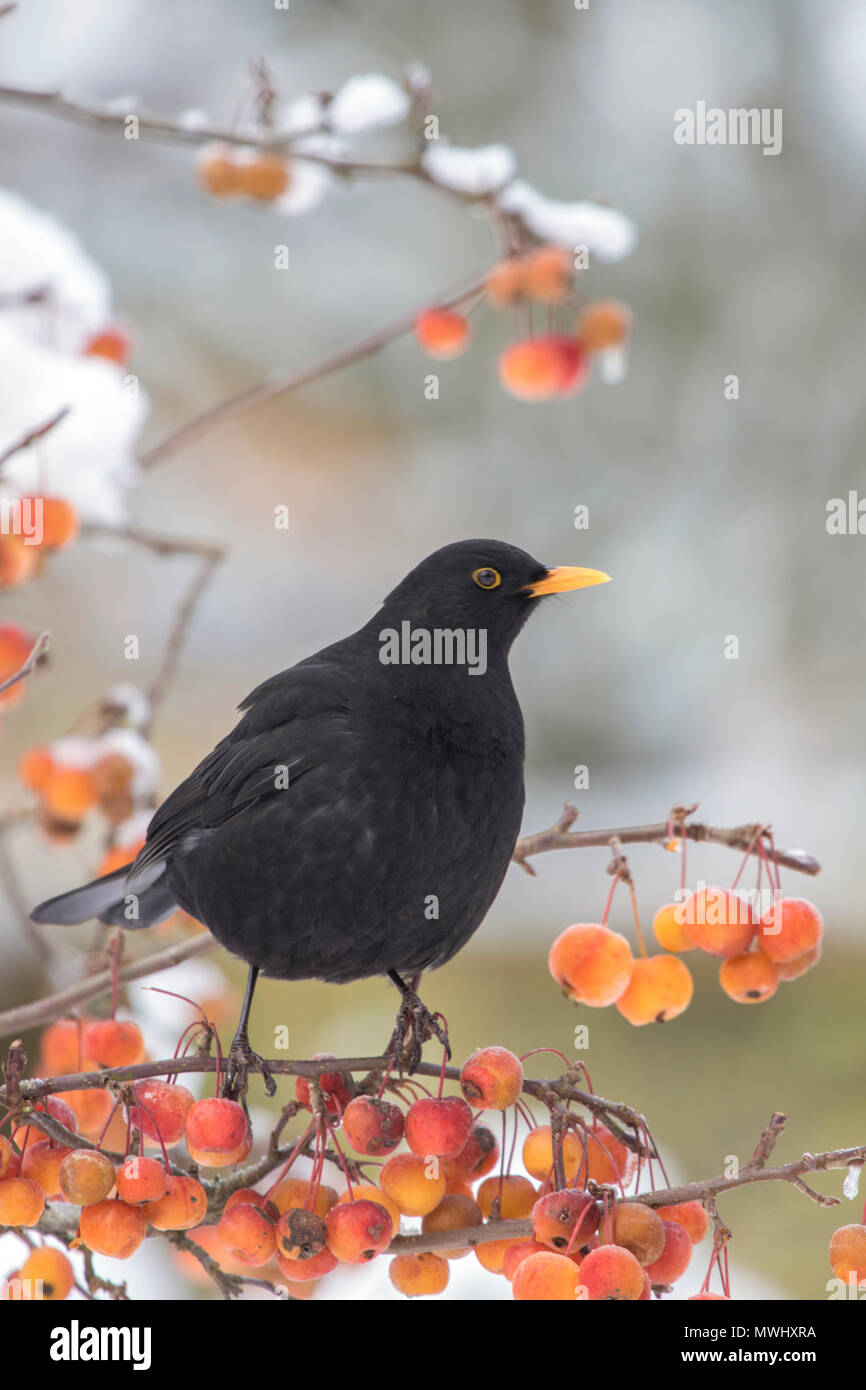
[549, 890, 823, 1025]
[2, 1023, 730, 1301]
[413, 244, 631, 401]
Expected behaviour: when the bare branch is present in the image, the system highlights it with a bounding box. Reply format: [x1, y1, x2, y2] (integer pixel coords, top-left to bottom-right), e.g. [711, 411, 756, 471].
[0, 931, 215, 1040]
[513, 802, 821, 877]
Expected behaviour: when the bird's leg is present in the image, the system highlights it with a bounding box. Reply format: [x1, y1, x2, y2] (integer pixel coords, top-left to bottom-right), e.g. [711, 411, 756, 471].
[385, 969, 451, 1073]
[222, 965, 277, 1100]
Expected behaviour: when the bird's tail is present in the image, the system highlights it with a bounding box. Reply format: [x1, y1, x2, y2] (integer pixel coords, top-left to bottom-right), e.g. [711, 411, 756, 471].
[31, 861, 178, 930]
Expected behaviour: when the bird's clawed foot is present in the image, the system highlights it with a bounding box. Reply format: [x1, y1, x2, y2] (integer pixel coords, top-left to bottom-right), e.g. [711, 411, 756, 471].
[386, 987, 451, 1074]
[222, 1034, 277, 1101]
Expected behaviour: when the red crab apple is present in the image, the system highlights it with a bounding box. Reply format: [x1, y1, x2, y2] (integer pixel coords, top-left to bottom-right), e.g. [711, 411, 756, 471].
[758, 897, 823, 965]
[326, 1199, 393, 1263]
[644, 1220, 692, 1284]
[185, 1097, 251, 1167]
[341, 1095, 404, 1155]
[532, 1189, 599, 1252]
[129, 1079, 195, 1147]
[405, 1096, 474, 1158]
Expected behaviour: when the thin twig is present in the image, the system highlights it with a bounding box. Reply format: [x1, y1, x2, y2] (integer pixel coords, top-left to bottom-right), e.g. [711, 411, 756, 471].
[0, 408, 70, 468]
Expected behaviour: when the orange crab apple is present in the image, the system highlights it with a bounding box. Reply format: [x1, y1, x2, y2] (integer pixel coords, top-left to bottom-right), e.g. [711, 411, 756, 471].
[405, 1095, 474, 1159]
[413, 308, 470, 359]
[577, 299, 632, 352]
[58, 1149, 116, 1206]
[522, 246, 573, 303]
[532, 1189, 599, 1252]
[719, 949, 780, 1003]
[829, 1224, 866, 1283]
[581, 1126, 637, 1187]
[654, 1200, 708, 1245]
[644, 1220, 692, 1283]
[513, 1250, 580, 1300]
[20, 1142, 71, 1199]
[577, 1243, 645, 1300]
[652, 902, 693, 954]
[341, 1095, 404, 1155]
[18, 1247, 74, 1300]
[460, 1045, 524, 1110]
[130, 1079, 195, 1147]
[236, 153, 290, 201]
[484, 257, 527, 306]
[143, 1173, 207, 1231]
[477, 1174, 536, 1221]
[380, 1154, 445, 1217]
[421, 1193, 484, 1258]
[498, 338, 564, 401]
[326, 1198, 393, 1264]
[0, 1176, 45, 1227]
[115, 1156, 168, 1206]
[185, 1097, 251, 1167]
[76, 1199, 146, 1258]
[682, 887, 755, 958]
[615, 954, 694, 1025]
[55, 1076, 113, 1139]
[389, 1250, 450, 1296]
[83, 1019, 145, 1068]
[442, 1122, 499, 1181]
[522, 1124, 584, 1184]
[758, 897, 823, 965]
[196, 144, 241, 197]
[0, 534, 39, 587]
[83, 323, 133, 365]
[218, 1202, 277, 1266]
[548, 923, 634, 1007]
[611, 1202, 666, 1266]
[43, 766, 97, 821]
[19, 745, 54, 794]
[38, 1018, 86, 1075]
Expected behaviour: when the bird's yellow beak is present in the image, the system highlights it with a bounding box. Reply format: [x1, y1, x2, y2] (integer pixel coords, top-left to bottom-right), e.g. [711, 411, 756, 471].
[525, 565, 611, 597]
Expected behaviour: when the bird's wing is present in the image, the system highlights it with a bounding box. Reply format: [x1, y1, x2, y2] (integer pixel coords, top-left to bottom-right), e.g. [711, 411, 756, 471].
[128, 661, 349, 885]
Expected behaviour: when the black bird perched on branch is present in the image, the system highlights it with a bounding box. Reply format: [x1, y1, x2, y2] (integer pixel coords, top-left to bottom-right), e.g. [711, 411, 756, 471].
[32, 540, 609, 1089]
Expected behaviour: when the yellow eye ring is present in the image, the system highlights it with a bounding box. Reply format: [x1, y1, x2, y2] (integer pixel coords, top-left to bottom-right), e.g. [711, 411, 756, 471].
[472, 567, 501, 590]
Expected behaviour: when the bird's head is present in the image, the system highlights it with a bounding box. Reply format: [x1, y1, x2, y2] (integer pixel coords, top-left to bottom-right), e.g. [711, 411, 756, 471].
[376, 539, 610, 661]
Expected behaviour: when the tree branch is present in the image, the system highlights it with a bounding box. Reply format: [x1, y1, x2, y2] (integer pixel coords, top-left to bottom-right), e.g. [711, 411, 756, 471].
[512, 802, 820, 878]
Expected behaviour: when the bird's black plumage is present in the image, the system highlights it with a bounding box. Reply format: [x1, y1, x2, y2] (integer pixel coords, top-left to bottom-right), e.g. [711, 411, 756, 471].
[33, 540, 609, 993]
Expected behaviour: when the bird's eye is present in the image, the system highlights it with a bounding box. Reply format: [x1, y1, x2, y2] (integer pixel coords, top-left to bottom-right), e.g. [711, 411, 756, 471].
[472, 567, 501, 590]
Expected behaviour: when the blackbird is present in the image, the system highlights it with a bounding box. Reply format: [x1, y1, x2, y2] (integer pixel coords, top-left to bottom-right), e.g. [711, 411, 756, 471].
[32, 540, 609, 1086]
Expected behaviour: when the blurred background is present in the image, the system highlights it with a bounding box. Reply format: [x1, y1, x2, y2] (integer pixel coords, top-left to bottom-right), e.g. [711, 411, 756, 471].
[0, 0, 864, 1300]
